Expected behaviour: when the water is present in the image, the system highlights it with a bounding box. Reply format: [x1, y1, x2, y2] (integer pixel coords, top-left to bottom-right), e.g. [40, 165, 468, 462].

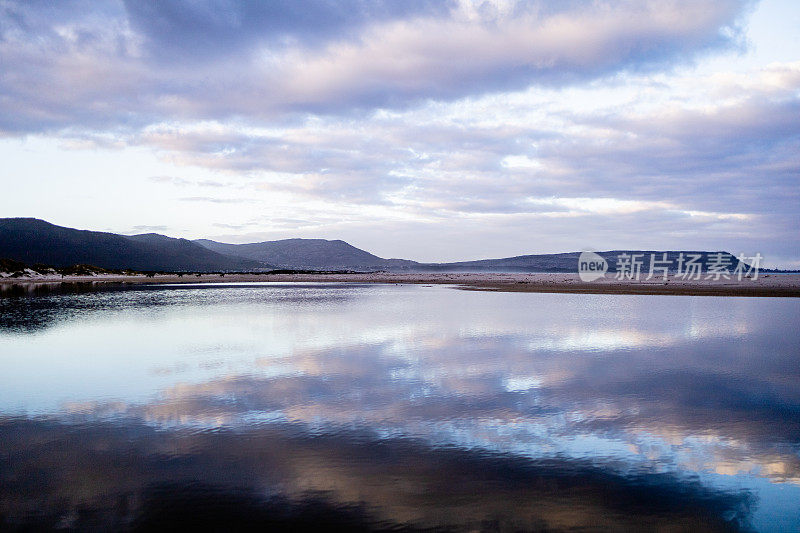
[1, 282, 798, 531]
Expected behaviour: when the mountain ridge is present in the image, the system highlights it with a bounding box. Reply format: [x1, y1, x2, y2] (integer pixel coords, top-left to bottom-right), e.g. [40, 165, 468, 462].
[194, 237, 418, 271]
[1, 218, 748, 273]
[0, 218, 268, 272]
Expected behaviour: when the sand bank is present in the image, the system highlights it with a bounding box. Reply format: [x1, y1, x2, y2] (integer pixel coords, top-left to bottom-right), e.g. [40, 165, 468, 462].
[2, 272, 799, 297]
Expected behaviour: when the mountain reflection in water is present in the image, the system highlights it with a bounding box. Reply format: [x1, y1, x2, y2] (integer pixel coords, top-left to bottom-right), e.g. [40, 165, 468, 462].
[0, 283, 798, 531]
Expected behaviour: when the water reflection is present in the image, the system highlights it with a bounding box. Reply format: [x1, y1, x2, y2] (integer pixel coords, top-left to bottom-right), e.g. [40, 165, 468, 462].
[0, 284, 798, 531]
[0, 418, 753, 531]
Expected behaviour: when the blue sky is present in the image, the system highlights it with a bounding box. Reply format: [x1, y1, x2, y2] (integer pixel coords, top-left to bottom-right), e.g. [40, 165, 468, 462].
[0, 0, 798, 265]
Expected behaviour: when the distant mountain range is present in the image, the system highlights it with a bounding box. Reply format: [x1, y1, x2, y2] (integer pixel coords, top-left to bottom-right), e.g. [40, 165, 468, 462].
[1, 218, 748, 273]
[418, 251, 746, 273]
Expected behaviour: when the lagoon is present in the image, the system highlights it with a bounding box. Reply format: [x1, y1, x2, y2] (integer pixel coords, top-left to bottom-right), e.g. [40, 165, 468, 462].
[1, 283, 798, 531]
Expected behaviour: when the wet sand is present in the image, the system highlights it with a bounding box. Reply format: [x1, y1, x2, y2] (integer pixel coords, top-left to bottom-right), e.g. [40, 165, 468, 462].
[2, 272, 799, 297]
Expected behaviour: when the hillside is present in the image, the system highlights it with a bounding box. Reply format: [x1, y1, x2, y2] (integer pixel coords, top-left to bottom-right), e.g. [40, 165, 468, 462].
[194, 238, 418, 271]
[0, 218, 266, 272]
[418, 250, 745, 273]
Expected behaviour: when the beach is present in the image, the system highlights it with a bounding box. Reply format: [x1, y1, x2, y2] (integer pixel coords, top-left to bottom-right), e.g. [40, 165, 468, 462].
[2, 271, 799, 297]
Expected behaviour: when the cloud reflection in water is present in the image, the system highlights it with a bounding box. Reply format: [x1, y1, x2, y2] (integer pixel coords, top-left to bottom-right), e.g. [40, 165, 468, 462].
[0, 283, 798, 530]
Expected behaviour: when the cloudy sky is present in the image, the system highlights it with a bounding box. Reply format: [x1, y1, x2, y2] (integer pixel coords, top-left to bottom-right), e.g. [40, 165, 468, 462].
[0, 0, 798, 265]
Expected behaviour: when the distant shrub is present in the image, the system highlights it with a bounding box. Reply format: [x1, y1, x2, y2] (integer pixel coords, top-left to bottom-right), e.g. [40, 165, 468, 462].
[31, 263, 55, 274]
[0, 258, 26, 272]
[57, 264, 110, 276]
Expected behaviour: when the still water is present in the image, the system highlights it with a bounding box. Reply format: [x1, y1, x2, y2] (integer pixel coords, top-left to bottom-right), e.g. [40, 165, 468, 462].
[1, 283, 798, 531]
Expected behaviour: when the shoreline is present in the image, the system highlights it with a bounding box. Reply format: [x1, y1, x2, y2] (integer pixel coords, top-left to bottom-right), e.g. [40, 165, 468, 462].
[2, 272, 800, 297]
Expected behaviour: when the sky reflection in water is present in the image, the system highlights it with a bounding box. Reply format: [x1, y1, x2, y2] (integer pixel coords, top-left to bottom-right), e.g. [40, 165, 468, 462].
[1, 283, 798, 531]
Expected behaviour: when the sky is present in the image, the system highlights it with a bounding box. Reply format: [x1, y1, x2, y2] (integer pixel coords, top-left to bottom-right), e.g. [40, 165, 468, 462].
[0, 0, 798, 266]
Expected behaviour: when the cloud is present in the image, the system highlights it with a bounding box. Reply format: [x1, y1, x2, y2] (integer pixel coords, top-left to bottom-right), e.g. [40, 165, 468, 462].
[212, 221, 259, 230]
[148, 175, 229, 188]
[122, 0, 453, 61]
[0, 0, 752, 133]
[129, 224, 168, 232]
[179, 196, 249, 204]
[148, 175, 191, 185]
[131, 61, 800, 221]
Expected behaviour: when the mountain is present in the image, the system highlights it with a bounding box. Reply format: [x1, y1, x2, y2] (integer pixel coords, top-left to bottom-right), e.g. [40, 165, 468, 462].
[0, 218, 266, 272]
[417, 250, 746, 273]
[194, 238, 418, 271]
[1, 218, 747, 274]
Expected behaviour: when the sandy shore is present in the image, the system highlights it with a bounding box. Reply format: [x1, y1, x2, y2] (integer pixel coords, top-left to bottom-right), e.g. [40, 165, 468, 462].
[2, 272, 799, 297]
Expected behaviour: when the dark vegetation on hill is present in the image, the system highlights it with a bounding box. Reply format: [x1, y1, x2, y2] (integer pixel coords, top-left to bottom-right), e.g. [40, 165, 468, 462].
[0, 219, 268, 272]
[0, 258, 136, 277]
